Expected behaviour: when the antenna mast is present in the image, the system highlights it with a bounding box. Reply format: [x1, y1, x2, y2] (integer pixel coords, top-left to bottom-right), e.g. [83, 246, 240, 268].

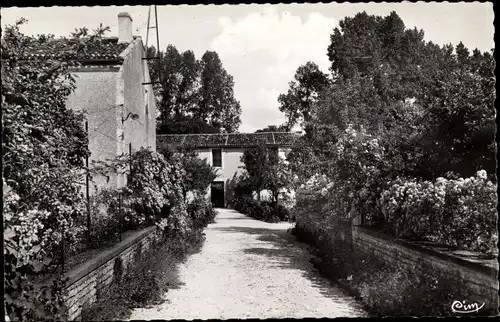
[142, 5, 161, 85]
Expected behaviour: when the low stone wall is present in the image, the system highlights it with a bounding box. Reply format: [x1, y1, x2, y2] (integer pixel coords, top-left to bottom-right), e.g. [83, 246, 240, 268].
[296, 215, 499, 313]
[63, 226, 161, 321]
[352, 226, 499, 312]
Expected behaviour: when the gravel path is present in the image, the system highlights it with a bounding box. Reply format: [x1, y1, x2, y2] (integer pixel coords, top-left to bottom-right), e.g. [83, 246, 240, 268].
[128, 209, 367, 320]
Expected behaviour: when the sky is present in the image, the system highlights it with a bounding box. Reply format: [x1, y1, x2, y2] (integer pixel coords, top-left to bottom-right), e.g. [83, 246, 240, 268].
[1, 3, 494, 132]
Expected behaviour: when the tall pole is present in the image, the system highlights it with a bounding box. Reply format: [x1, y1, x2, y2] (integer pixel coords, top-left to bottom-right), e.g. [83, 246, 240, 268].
[145, 6, 151, 49]
[154, 5, 161, 82]
[85, 121, 91, 247]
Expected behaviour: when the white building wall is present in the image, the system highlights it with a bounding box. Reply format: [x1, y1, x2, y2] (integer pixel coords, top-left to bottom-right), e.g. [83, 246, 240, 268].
[190, 146, 294, 208]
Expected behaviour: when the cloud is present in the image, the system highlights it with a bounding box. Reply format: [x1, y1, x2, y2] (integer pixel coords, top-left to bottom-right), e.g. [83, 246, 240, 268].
[211, 7, 336, 132]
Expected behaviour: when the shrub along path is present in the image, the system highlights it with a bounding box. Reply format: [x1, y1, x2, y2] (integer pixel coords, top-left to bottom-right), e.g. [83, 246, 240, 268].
[128, 209, 366, 319]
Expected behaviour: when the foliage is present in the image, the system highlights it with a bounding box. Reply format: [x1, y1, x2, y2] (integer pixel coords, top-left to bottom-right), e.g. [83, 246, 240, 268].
[92, 147, 193, 239]
[229, 173, 293, 223]
[419, 52, 496, 178]
[151, 45, 242, 134]
[241, 143, 292, 206]
[314, 10, 495, 180]
[156, 114, 219, 134]
[198, 51, 242, 133]
[379, 171, 498, 255]
[294, 125, 387, 226]
[286, 10, 495, 255]
[295, 225, 494, 317]
[327, 11, 446, 105]
[174, 146, 218, 199]
[241, 144, 270, 200]
[2, 19, 101, 321]
[293, 124, 498, 254]
[264, 158, 293, 210]
[81, 227, 207, 321]
[187, 195, 217, 228]
[278, 61, 330, 129]
[77, 188, 121, 249]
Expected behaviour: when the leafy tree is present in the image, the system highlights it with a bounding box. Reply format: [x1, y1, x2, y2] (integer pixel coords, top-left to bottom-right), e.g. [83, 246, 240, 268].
[241, 144, 270, 201]
[264, 158, 292, 210]
[198, 51, 241, 132]
[419, 47, 496, 178]
[156, 114, 219, 134]
[278, 61, 330, 128]
[151, 46, 241, 134]
[288, 10, 495, 181]
[158, 144, 218, 200]
[155, 45, 184, 123]
[286, 10, 496, 243]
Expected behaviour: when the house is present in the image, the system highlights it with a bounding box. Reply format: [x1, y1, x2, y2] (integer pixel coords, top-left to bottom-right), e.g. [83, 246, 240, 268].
[157, 132, 299, 207]
[23, 12, 157, 193]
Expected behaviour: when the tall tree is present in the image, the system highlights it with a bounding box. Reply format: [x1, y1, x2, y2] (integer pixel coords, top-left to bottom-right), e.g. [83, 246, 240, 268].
[198, 51, 241, 133]
[287, 10, 495, 182]
[278, 61, 330, 128]
[151, 46, 241, 134]
[155, 45, 183, 123]
[241, 144, 269, 201]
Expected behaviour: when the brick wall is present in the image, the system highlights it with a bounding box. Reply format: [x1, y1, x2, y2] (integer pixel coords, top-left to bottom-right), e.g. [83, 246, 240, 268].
[63, 226, 161, 321]
[352, 225, 499, 311]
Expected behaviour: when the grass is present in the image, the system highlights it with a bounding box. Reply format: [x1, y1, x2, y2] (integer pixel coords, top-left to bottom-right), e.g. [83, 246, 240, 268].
[80, 230, 206, 321]
[293, 224, 498, 317]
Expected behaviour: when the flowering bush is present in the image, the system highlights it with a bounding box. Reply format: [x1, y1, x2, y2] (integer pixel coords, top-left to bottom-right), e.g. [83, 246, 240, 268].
[187, 196, 217, 229]
[379, 170, 498, 254]
[2, 19, 98, 321]
[291, 123, 497, 256]
[125, 148, 185, 222]
[72, 188, 121, 249]
[294, 125, 387, 227]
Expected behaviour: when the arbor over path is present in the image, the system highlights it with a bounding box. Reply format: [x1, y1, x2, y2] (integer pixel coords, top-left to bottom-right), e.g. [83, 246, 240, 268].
[128, 209, 366, 319]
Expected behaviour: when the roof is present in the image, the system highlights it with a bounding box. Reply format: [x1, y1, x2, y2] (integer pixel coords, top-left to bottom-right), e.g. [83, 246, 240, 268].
[157, 132, 300, 149]
[15, 36, 132, 65]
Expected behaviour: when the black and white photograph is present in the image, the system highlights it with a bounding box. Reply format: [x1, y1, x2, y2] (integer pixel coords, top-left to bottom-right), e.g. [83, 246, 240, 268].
[2, 1, 497, 320]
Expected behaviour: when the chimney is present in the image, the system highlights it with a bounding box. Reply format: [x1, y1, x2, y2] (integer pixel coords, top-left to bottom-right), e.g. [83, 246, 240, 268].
[118, 12, 133, 43]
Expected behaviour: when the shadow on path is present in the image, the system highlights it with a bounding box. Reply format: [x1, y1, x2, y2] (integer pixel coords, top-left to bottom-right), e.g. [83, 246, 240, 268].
[212, 225, 349, 302]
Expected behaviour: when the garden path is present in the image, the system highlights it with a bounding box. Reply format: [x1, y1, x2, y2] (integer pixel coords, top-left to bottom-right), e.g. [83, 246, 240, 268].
[128, 208, 367, 319]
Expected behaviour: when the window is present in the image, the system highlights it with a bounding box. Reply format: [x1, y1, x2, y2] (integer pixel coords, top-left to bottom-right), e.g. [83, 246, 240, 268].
[212, 149, 222, 167]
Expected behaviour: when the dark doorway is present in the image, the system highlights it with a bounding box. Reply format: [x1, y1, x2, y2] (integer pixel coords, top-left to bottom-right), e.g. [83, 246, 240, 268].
[211, 181, 225, 208]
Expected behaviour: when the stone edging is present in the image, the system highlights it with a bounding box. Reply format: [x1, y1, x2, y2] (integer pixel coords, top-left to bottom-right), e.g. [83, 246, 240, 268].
[354, 226, 498, 278]
[65, 226, 157, 287]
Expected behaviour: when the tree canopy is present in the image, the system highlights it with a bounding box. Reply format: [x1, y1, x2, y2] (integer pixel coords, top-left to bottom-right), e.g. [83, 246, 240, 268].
[278, 61, 330, 129]
[281, 11, 495, 181]
[149, 45, 241, 134]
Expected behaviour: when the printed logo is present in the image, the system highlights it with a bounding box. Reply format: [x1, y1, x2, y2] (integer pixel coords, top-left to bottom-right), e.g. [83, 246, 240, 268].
[451, 300, 485, 314]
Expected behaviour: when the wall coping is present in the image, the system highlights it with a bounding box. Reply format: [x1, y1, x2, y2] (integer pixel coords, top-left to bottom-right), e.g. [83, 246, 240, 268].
[353, 225, 499, 279]
[119, 37, 142, 60]
[65, 225, 157, 287]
